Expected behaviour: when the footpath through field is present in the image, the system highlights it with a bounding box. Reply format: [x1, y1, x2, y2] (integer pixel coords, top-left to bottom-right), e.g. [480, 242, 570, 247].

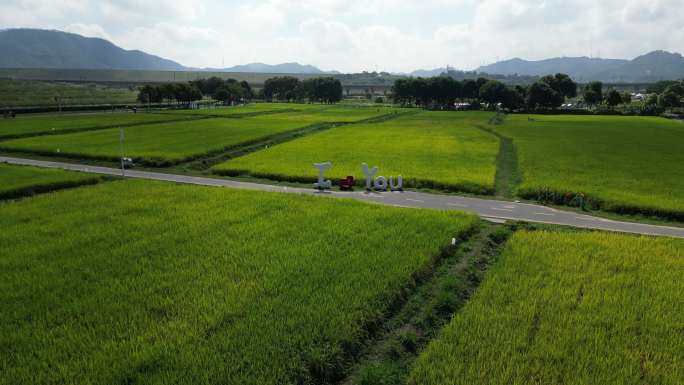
[2, 156, 683, 239]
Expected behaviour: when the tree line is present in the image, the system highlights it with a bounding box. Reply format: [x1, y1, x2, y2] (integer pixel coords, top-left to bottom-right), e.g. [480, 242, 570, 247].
[263, 76, 343, 103]
[393, 74, 684, 113]
[137, 83, 203, 104]
[137, 77, 253, 105]
[137, 76, 343, 105]
[644, 80, 684, 109]
[392, 74, 578, 110]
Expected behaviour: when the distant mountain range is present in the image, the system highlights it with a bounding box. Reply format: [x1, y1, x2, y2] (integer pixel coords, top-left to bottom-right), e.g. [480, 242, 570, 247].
[0, 29, 336, 75]
[0, 28, 185, 71]
[1, 28, 683, 82]
[408, 68, 447, 77]
[476, 51, 684, 82]
[213, 62, 339, 74]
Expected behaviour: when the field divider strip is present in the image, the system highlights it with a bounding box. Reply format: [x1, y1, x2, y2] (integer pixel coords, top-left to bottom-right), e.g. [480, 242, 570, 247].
[473, 118, 521, 198]
[151, 107, 302, 119]
[0, 114, 211, 140]
[0, 175, 107, 201]
[338, 222, 512, 385]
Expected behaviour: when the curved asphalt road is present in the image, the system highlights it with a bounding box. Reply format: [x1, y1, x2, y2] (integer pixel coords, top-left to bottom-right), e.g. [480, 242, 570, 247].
[2, 156, 683, 239]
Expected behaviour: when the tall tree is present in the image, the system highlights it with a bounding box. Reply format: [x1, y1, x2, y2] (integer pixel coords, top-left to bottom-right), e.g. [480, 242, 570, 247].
[605, 89, 622, 108]
[478, 80, 508, 108]
[263, 76, 301, 102]
[541, 73, 577, 99]
[461, 79, 479, 100]
[583, 81, 603, 106]
[527, 82, 563, 109]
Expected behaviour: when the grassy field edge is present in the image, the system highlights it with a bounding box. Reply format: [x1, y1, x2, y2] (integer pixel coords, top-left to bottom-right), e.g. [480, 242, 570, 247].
[341, 222, 513, 385]
[0, 114, 209, 140]
[0, 175, 103, 201]
[518, 186, 684, 222]
[290, 217, 481, 384]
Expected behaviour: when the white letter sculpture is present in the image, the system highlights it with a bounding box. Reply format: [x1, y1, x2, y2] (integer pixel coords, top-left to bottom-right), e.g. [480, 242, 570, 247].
[374, 176, 388, 191]
[313, 162, 332, 190]
[389, 176, 403, 191]
[361, 163, 379, 191]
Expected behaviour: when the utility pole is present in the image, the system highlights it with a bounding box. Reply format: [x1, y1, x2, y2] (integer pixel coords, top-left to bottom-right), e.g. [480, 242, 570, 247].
[119, 128, 125, 177]
[54, 95, 62, 115]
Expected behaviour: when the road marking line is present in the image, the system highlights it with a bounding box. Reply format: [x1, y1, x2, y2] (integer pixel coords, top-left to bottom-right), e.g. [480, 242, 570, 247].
[576, 216, 596, 221]
[535, 212, 555, 216]
[491, 208, 513, 212]
[483, 217, 508, 224]
[447, 202, 469, 207]
[503, 205, 516, 209]
[406, 198, 425, 203]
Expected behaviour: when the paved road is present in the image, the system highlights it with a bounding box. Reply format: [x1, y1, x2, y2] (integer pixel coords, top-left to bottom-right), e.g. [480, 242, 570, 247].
[3, 156, 683, 239]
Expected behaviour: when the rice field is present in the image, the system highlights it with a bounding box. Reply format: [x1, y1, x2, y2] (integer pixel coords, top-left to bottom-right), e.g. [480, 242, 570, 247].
[0, 111, 190, 139]
[160, 102, 321, 116]
[213, 111, 499, 194]
[492, 114, 684, 220]
[0, 163, 101, 199]
[0, 79, 138, 108]
[0, 107, 397, 166]
[0, 179, 478, 385]
[409, 230, 684, 385]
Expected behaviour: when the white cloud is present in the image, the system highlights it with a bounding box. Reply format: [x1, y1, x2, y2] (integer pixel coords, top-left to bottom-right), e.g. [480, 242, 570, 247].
[97, 0, 204, 23]
[0, 0, 89, 27]
[299, 19, 353, 52]
[0, 0, 683, 72]
[114, 23, 222, 66]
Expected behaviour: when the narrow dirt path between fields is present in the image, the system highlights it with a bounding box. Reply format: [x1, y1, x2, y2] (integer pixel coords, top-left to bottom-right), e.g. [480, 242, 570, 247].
[473, 115, 521, 198]
[340, 222, 511, 385]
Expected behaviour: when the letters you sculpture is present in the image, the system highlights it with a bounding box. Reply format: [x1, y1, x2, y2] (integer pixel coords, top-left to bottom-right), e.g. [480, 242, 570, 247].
[361, 163, 403, 191]
[313, 162, 402, 191]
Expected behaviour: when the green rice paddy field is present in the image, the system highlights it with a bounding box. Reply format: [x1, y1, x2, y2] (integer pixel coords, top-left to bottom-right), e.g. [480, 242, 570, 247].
[0, 179, 477, 385]
[0, 79, 138, 108]
[2, 106, 682, 220]
[0, 107, 396, 166]
[492, 114, 684, 219]
[214, 111, 499, 194]
[160, 102, 320, 116]
[0, 163, 100, 199]
[0, 112, 189, 138]
[162, 103, 398, 121]
[409, 230, 684, 385]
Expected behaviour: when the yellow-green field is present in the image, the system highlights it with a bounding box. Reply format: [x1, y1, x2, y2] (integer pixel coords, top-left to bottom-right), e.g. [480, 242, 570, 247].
[214, 111, 499, 194]
[0, 107, 397, 166]
[492, 114, 684, 220]
[0, 179, 477, 385]
[0, 111, 190, 139]
[0, 163, 101, 199]
[410, 230, 684, 385]
[159, 102, 323, 116]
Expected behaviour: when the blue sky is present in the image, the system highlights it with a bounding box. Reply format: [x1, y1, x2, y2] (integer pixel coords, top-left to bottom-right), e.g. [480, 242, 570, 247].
[1, 0, 682, 72]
